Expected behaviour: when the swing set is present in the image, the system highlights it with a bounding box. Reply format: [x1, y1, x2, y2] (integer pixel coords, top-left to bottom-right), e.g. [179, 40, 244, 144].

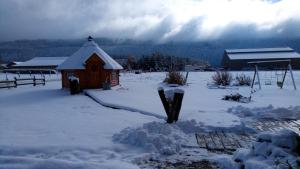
[263, 69, 285, 87]
[248, 59, 297, 90]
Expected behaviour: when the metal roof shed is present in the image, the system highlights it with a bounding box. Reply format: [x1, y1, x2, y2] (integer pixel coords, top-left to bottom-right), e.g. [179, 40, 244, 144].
[221, 47, 300, 70]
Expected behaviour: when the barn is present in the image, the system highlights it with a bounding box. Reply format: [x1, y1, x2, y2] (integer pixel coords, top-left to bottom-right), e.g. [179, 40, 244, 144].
[8, 57, 67, 73]
[57, 36, 123, 89]
[221, 47, 300, 70]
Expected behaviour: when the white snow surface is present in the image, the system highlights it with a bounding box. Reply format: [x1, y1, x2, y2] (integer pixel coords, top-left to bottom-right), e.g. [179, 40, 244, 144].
[113, 120, 202, 155]
[87, 71, 300, 127]
[233, 130, 300, 169]
[228, 105, 300, 120]
[0, 72, 61, 82]
[0, 80, 158, 168]
[215, 129, 300, 169]
[57, 40, 123, 70]
[0, 71, 300, 169]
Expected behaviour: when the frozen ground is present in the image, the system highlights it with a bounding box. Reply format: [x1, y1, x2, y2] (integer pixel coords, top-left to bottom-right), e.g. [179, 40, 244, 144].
[0, 78, 159, 168]
[88, 71, 300, 127]
[0, 71, 299, 168]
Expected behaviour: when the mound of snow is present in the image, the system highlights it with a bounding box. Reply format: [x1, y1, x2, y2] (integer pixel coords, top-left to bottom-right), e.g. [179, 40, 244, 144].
[113, 120, 202, 155]
[215, 129, 300, 169]
[228, 105, 300, 120]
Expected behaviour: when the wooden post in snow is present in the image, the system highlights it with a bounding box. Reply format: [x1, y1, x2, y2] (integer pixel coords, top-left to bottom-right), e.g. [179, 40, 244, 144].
[14, 77, 17, 87]
[172, 89, 184, 122]
[158, 87, 171, 122]
[158, 87, 184, 123]
[33, 76, 36, 86]
[185, 72, 189, 85]
[43, 76, 46, 85]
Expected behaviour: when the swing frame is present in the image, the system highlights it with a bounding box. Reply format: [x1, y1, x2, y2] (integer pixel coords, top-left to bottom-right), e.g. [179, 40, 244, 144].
[248, 59, 297, 90]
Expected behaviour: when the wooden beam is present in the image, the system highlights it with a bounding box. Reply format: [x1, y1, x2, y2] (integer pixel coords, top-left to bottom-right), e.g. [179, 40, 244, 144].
[280, 67, 288, 89]
[288, 64, 297, 90]
[251, 66, 257, 89]
[255, 65, 261, 90]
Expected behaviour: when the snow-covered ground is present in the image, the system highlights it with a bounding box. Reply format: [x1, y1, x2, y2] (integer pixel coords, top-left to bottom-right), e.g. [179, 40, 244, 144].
[0, 78, 159, 168]
[88, 71, 300, 127]
[0, 71, 299, 168]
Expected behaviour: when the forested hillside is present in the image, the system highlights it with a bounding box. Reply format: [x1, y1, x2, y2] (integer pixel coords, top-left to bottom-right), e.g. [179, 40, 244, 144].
[1, 38, 299, 66]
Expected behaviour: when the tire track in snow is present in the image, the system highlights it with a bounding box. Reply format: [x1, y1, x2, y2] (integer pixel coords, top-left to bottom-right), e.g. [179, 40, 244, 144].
[84, 90, 165, 120]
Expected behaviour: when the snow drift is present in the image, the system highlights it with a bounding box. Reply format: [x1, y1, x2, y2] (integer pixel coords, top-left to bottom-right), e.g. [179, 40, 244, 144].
[112, 119, 253, 155]
[215, 129, 300, 169]
[228, 105, 300, 120]
[113, 120, 203, 155]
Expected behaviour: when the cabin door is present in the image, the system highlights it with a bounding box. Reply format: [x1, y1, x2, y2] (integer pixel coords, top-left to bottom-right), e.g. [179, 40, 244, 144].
[88, 63, 101, 88]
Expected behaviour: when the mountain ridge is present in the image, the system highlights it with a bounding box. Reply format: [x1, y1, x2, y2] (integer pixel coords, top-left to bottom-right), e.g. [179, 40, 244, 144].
[1, 38, 299, 66]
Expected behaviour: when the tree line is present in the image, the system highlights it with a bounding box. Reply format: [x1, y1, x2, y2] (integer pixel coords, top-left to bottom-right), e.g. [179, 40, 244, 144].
[116, 52, 209, 71]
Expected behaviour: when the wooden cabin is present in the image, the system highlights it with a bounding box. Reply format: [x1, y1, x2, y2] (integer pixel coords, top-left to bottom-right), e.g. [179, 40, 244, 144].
[57, 36, 123, 89]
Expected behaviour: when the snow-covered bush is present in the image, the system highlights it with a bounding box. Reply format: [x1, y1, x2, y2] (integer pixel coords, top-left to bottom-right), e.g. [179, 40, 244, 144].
[222, 93, 251, 103]
[164, 71, 185, 85]
[212, 71, 232, 86]
[235, 74, 252, 86]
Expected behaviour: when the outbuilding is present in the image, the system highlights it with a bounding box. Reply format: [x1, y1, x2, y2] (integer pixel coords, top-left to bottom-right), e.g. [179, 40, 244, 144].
[221, 47, 300, 70]
[13, 57, 67, 69]
[57, 36, 123, 89]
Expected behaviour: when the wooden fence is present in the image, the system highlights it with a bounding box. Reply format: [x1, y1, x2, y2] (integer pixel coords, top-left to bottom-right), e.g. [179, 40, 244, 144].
[0, 76, 45, 89]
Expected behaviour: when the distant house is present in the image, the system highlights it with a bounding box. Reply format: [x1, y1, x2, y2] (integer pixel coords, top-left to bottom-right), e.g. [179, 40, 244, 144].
[57, 36, 123, 89]
[221, 47, 300, 70]
[0, 64, 6, 70]
[6, 61, 24, 68]
[12, 57, 67, 70]
[185, 65, 206, 71]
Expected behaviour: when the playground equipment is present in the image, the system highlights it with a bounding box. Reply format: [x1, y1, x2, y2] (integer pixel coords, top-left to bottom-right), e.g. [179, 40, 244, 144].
[249, 60, 296, 90]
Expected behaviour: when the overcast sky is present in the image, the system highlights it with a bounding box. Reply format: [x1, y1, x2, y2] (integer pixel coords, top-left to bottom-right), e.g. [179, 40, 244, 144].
[0, 0, 300, 42]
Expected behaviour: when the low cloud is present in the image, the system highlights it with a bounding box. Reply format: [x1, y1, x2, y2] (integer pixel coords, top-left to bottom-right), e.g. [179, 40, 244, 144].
[0, 0, 300, 42]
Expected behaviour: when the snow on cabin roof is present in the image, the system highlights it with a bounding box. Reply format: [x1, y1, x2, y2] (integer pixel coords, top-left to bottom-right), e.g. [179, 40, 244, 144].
[57, 38, 123, 70]
[15, 57, 68, 67]
[225, 47, 300, 60]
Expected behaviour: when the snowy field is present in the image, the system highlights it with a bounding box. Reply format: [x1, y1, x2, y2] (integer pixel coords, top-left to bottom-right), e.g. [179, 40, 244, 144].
[0, 71, 299, 168]
[88, 71, 300, 127]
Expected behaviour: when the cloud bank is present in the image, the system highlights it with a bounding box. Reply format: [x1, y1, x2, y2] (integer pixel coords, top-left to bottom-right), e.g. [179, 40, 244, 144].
[0, 0, 300, 42]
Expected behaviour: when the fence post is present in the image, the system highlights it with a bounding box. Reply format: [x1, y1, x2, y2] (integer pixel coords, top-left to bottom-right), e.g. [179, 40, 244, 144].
[33, 76, 36, 86]
[43, 76, 46, 85]
[14, 77, 17, 88]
